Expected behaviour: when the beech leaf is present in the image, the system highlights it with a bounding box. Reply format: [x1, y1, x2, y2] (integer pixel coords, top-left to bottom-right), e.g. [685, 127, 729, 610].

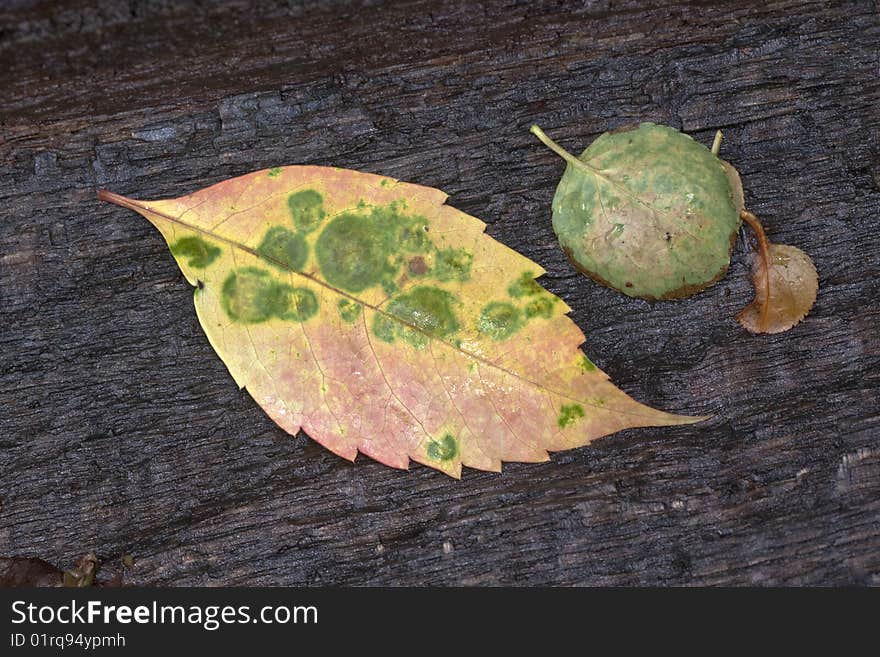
[531, 123, 742, 300]
[99, 167, 703, 477]
[736, 212, 818, 334]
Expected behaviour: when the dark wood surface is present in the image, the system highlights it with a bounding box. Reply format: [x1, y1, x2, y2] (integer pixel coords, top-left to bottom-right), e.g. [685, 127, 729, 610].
[1, 0, 878, 586]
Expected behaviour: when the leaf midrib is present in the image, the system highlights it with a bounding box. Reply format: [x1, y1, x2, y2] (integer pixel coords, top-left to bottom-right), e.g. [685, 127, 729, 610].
[119, 194, 682, 420]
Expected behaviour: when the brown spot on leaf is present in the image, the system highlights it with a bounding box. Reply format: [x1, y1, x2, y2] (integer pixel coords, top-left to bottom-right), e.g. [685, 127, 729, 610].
[408, 256, 427, 275]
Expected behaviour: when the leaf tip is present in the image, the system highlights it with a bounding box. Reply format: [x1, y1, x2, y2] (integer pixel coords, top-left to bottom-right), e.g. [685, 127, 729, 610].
[662, 412, 712, 426]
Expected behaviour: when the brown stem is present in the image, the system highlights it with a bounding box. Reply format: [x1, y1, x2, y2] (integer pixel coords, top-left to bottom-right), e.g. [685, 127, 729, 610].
[97, 189, 144, 212]
[740, 210, 771, 331]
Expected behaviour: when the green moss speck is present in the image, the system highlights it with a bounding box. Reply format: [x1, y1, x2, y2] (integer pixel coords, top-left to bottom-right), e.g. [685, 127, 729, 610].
[170, 236, 221, 268]
[372, 313, 397, 343]
[287, 189, 325, 233]
[433, 247, 473, 282]
[478, 302, 522, 340]
[524, 296, 555, 319]
[579, 355, 597, 372]
[256, 226, 308, 271]
[557, 403, 585, 428]
[267, 167, 283, 178]
[508, 271, 542, 298]
[337, 299, 362, 323]
[427, 433, 458, 461]
[281, 287, 318, 322]
[395, 217, 432, 253]
[380, 276, 399, 296]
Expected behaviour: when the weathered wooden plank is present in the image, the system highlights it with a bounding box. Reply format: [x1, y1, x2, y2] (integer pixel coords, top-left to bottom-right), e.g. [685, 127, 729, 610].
[1, 0, 878, 585]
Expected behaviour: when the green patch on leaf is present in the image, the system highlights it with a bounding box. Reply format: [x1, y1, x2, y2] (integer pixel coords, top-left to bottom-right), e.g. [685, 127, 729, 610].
[222, 268, 317, 323]
[288, 189, 325, 233]
[372, 313, 398, 343]
[257, 226, 308, 271]
[579, 355, 597, 372]
[395, 217, 432, 253]
[282, 288, 318, 322]
[557, 403, 585, 428]
[433, 247, 473, 282]
[170, 236, 221, 268]
[478, 301, 523, 340]
[380, 275, 399, 296]
[387, 286, 460, 348]
[315, 212, 393, 292]
[427, 434, 458, 461]
[508, 271, 543, 298]
[337, 299, 362, 323]
[524, 296, 555, 319]
[315, 205, 436, 293]
[221, 268, 289, 323]
[267, 167, 283, 178]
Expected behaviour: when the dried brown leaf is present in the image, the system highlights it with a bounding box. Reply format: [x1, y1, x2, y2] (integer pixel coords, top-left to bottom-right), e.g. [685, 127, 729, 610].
[736, 242, 818, 334]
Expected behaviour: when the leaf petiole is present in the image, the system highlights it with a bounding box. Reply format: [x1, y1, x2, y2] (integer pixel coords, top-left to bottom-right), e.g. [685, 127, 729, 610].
[711, 130, 723, 156]
[530, 125, 603, 176]
[739, 210, 771, 331]
[98, 189, 145, 213]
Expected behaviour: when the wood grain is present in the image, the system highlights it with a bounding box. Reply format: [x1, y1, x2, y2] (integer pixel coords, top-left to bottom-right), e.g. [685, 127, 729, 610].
[1, 0, 878, 585]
